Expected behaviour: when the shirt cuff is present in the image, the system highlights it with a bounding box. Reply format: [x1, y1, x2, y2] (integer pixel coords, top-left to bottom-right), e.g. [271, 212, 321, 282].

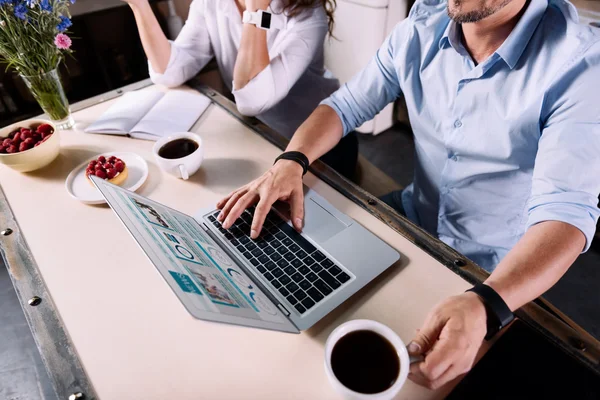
[148, 41, 180, 87]
[527, 193, 600, 253]
[232, 65, 276, 117]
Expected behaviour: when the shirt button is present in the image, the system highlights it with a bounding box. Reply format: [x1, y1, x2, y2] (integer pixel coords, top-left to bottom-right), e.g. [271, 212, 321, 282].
[454, 120, 462, 128]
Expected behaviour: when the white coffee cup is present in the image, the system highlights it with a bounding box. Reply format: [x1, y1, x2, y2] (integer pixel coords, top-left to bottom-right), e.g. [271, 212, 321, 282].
[152, 132, 203, 180]
[325, 320, 420, 400]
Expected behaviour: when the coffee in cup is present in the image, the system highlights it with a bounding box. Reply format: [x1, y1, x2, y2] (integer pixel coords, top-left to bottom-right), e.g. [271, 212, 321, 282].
[152, 132, 203, 180]
[331, 329, 401, 394]
[325, 319, 420, 400]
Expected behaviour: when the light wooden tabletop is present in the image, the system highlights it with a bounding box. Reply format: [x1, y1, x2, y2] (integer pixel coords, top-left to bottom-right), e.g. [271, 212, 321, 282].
[0, 85, 488, 400]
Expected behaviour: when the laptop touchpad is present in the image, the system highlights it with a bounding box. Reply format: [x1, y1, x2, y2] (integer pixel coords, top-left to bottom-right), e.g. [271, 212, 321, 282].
[303, 198, 347, 243]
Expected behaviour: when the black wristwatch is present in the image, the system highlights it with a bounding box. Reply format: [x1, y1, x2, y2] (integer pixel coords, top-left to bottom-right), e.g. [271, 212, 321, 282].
[274, 151, 310, 175]
[467, 283, 514, 340]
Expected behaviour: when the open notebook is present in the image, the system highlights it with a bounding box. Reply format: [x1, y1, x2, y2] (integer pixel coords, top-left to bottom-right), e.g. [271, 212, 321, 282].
[85, 90, 211, 141]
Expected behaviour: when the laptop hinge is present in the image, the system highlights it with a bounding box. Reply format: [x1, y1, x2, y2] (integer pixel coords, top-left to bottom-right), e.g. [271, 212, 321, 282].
[277, 304, 291, 317]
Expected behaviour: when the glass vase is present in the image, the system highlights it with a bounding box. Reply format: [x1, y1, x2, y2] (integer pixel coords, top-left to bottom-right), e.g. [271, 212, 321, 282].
[20, 68, 74, 130]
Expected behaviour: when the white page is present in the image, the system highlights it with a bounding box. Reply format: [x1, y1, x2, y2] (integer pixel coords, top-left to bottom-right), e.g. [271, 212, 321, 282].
[85, 91, 164, 135]
[130, 90, 211, 139]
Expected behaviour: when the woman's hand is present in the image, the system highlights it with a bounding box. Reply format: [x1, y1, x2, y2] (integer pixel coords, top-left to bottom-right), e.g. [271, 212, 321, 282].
[244, 0, 271, 11]
[216, 160, 305, 239]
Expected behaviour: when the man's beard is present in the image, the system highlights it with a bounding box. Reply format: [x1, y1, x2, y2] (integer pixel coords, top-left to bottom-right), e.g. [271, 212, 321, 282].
[447, 0, 512, 23]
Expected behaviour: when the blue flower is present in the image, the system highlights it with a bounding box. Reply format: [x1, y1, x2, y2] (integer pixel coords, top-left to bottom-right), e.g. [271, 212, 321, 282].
[40, 0, 52, 11]
[56, 15, 71, 32]
[14, 3, 28, 20]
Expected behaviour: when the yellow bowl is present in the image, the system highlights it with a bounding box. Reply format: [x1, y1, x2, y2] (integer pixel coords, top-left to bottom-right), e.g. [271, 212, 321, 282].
[0, 119, 60, 172]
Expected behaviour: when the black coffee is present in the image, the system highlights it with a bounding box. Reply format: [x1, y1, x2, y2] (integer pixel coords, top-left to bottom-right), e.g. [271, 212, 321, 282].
[158, 138, 199, 159]
[331, 330, 400, 394]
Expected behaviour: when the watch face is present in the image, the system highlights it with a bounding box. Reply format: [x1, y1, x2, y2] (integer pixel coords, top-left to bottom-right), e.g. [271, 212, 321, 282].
[260, 12, 272, 29]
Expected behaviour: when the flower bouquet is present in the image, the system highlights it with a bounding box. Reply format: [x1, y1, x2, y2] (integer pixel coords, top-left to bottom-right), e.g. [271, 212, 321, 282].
[0, 0, 76, 129]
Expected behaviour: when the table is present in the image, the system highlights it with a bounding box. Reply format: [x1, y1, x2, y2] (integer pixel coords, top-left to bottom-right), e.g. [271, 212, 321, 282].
[0, 81, 598, 400]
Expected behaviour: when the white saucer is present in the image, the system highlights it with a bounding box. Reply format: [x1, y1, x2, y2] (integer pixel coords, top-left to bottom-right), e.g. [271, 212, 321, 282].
[66, 152, 149, 204]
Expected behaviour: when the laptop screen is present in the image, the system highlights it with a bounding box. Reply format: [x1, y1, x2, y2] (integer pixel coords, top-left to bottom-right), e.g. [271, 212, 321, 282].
[92, 176, 299, 333]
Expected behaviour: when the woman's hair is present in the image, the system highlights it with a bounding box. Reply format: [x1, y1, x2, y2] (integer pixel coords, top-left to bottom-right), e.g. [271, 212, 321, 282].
[281, 0, 337, 35]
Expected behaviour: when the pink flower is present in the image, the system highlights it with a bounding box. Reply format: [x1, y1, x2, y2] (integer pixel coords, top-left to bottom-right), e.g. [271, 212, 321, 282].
[54, 33, 72, 50]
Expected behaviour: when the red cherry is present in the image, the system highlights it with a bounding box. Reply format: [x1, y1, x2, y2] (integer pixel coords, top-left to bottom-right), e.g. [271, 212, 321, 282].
[114, 161, 125, 173]
[19, 142, 30, 152]
[12, 132, 21, 142]
[88, 160, 97, 167]
[102, 162, 112, 170]
[2, 138, 11, 147]
[98, 155, 106, 163]
[36, 123, 53, 135]
[20, 129, 32, 139]
[106, 168, 117, 179]
[23, 138, 35, 146]
[8, 130, 19, 139]
[6, 145, 17, 154]
[108, 156, 117, 163]
[95, 169, 107, 179]
[85, 167, 94, 175]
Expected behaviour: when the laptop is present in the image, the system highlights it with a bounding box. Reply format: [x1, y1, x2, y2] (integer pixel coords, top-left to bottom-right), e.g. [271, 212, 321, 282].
[91, 176, 400, 333]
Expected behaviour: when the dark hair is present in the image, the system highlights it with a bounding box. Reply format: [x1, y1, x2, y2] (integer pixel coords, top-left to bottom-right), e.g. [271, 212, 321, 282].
[281, 0, 337, 36]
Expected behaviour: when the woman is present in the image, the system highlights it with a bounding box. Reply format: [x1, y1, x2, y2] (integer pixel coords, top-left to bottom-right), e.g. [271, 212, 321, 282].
[123, 0, 358, 178]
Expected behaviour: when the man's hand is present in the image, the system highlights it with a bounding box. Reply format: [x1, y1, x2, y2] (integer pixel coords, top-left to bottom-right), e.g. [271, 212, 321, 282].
[408, 292, 487, 390]
[216, 160, 304, 239]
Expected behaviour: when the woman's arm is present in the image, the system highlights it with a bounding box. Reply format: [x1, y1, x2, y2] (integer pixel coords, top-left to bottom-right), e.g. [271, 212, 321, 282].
[124, 0, 172, 73]
[233, 0, 271, 90]
[231, 4, 330, 116]
[125, 0, 214, 87]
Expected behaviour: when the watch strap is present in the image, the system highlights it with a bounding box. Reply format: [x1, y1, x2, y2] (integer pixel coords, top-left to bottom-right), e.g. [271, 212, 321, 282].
[242, 10, 285, 30]
[274, 151, 309, 175]
[467, 283, 514, 340]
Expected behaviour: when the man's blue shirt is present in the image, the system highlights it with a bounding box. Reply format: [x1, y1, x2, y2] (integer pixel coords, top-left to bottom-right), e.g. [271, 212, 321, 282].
[322, 0, 600, 271]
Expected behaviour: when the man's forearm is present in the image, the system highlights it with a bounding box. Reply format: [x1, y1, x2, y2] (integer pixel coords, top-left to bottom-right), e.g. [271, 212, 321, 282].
[130, 2, 172, 73]
[233, 24, 269, 90]
[485, 221, 586, 311]
[285, 105, 345, 164]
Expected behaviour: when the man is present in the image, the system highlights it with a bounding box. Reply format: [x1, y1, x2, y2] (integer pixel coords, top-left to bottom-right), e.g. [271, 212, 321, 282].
[216, 0, 600, 389]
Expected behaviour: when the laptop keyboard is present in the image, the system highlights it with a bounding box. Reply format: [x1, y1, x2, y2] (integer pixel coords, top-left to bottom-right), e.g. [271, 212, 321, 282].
[207, 206, 352, 315]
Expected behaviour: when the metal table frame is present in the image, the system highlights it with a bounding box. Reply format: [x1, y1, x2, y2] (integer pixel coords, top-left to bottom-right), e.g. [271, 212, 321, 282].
[1, 79, 598, 400]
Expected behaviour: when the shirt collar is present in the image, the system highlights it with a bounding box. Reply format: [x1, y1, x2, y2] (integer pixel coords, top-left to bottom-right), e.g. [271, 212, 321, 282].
[438, 0, 549, 69]
[495, 0, 548, 69]
[438, 18, 459, 51]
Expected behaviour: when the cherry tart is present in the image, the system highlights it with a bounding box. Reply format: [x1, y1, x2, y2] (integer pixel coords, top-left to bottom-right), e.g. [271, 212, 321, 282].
[86, 155, 128, 186]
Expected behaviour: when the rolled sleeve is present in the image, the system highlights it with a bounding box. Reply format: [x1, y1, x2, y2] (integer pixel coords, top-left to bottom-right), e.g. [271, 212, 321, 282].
[232, 64, 276, 116]
[148, 41, 180, 87]
[320, 22, 406, 136]
[149, 0, 213, 88]
[527, 44, 600, 252]
[527, 192, 599, 252]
